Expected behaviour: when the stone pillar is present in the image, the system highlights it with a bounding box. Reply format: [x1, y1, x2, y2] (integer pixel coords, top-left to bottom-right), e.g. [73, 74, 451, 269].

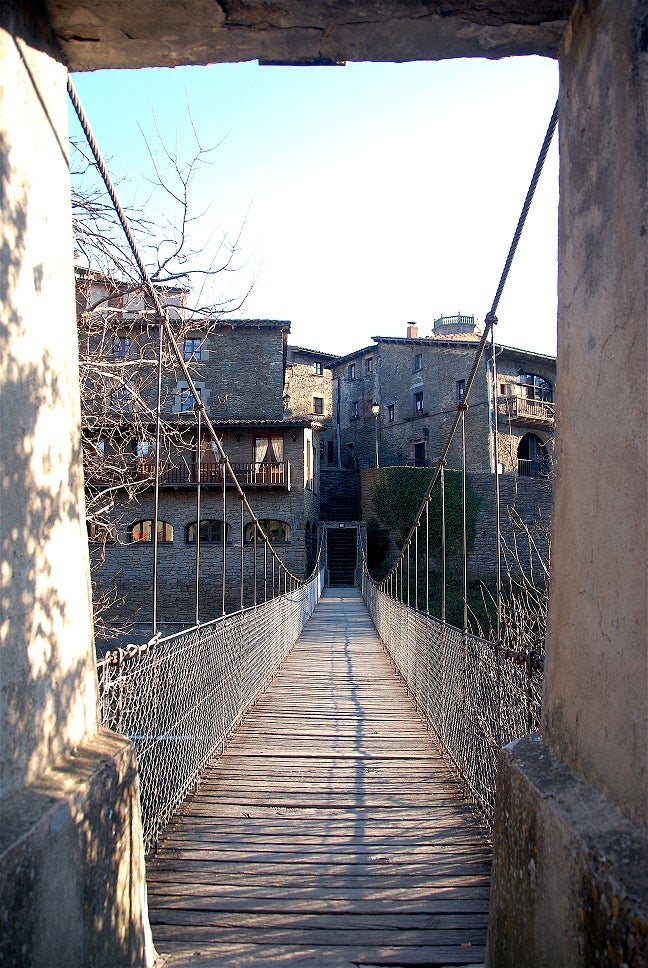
[487, 1, 648, 964]
[0, 3, 153, 963]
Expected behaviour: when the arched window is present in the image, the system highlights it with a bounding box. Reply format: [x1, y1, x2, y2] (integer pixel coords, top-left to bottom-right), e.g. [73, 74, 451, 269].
[517, 372, 553, 402]
[244, 519, 291, 544]
[517, 434, 551, 478]
[128, 519, 173, 543]
[185, 520, 230, 544]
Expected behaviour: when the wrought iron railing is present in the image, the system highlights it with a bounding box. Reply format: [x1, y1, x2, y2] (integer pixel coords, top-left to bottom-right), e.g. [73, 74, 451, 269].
[361, 568, 543, 825]
[517, 456, 553, 479]
[138, 459, 291, 487]
[503, 395, 555, 425]
[97, 559, 324, 853]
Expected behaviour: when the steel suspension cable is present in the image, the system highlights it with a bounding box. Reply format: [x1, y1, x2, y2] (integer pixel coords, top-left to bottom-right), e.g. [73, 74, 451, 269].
[425, 500, 430, 614]
[490, 333, 502, 641]
[152, 320, 164, 635]
[195, 406, 202, 626]
[461, 408, 468, 633]
[440, 460, 447, 625]
[382, 98, 559, 590]
[68, 76, 304, 593]
[414, 524, 419, 611]
[221, 463, 227, 615]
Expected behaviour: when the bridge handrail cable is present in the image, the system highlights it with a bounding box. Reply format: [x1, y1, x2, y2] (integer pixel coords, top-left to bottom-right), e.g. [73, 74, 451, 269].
[97, 538, 326, 852]
[359, 532, 543, 825]
[358, 102, 558, 824]
[378, 99, 558, 625]
[68, 77, 307, 636]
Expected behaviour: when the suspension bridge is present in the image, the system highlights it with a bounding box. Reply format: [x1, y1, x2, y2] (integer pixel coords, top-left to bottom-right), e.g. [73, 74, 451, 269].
[97, 531, 542, 965]
[70, 73, 558, 966]
[3, 7, 646, 967]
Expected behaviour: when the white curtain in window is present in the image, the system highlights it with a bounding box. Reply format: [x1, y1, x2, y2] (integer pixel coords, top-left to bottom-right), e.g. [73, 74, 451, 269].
[270, 436, 283, 462]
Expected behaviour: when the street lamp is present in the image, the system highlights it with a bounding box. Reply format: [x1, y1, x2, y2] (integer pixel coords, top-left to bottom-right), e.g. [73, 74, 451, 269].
[371, 402, 380, 468]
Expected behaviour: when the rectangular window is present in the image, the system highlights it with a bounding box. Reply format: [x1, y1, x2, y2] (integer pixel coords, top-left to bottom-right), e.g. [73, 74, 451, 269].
[179, 385, 201, 412]
[351, 400, 359, 420]
[388, 404, 395, 423]
[183, 337, 203, 361]
[366, 357, 373, 374]
[414, 391, 424, 414]
[136, 440, 154, 459]
[456, 379, 466, 402]
[414, 353, 423, 372]
[348, 363, 356, 381]
[110, 384, 132, 412]
[500, 383, 506, 396]
[313, 396, 324, 415]
[112, 336, 130, 358]
[313, 361, 323, 375]
[253, 435, 285, 485]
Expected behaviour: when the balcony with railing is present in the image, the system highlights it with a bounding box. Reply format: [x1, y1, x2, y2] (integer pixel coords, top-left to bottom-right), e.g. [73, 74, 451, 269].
[501, 395, 555, 428]
[139, 460, 291, 489]
[517, 457, 553, 479]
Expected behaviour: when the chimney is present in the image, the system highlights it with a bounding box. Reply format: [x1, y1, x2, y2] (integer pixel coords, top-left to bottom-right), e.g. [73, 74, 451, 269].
[406, 323, 418, 339]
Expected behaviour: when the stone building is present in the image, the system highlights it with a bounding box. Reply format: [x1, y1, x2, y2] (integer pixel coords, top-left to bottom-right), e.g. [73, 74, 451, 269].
[284, 344, 339, 466]
[332, 316, 556, 477]
[78, 274, 322, 646]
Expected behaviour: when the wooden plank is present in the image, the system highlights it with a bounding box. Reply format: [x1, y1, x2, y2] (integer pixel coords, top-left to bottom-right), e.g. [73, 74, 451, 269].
[147, 588, 491, 967]
[160, 941, 486, 966]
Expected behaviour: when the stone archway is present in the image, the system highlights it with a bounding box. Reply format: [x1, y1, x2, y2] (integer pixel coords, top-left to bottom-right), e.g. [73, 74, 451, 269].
[517, 431, 550, 477]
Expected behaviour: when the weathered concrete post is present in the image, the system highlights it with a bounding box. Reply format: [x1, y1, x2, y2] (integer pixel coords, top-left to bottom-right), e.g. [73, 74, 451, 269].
[487, 1, 648, 963]
[0, 3, 153, 964]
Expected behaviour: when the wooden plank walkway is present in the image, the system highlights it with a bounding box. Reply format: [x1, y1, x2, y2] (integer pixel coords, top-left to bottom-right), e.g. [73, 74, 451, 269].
[149, 587, 492, 967]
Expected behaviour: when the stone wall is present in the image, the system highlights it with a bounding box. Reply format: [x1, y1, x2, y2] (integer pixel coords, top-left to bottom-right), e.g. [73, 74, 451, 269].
[93, 484, 317, 647]
[375, 338, 492, 472]
[0, 5, 152, 962]
[284, 349, 334, 420]
[165, 319, 289, 420]
[469, 472, 552, 576]
[92, 422, 320, 648]
[360, 468, 552, 579]
[320, 468, 361, 520]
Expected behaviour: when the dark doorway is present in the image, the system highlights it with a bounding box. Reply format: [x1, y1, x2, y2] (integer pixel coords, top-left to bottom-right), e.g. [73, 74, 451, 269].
[517, 433, 550, 478]
[327, 528, 357, 585]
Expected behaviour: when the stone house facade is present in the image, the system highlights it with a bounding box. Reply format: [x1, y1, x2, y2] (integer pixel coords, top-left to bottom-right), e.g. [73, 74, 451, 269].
[331, 316, 556, 478]
[92, 416, 320, 641]
[284, 345, 338, 469]
[78, 274, 322, 646]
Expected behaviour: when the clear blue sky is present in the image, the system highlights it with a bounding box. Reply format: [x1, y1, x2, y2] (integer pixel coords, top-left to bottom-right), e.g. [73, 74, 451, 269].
[70, 56, 559, 357]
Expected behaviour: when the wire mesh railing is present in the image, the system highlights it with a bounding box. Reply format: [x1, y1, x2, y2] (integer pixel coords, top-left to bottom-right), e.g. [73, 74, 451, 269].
[361, 562, 543, 825]
[97, 556, 325, 853]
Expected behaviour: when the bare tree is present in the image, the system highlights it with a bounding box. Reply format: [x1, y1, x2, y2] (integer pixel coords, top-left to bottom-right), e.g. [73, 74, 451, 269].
[72, 128, 253, 641]
[476, 505, 551, 655]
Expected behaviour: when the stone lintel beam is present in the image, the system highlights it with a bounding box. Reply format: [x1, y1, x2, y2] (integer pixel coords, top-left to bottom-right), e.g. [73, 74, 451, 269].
[44, 1, 574, 72]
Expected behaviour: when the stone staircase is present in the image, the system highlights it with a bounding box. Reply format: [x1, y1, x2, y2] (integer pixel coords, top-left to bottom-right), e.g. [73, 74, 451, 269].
[327, 528, 358, 585]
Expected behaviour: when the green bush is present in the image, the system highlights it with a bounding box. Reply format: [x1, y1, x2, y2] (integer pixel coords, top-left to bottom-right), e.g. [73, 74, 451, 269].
[369, 466, 480, 557]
